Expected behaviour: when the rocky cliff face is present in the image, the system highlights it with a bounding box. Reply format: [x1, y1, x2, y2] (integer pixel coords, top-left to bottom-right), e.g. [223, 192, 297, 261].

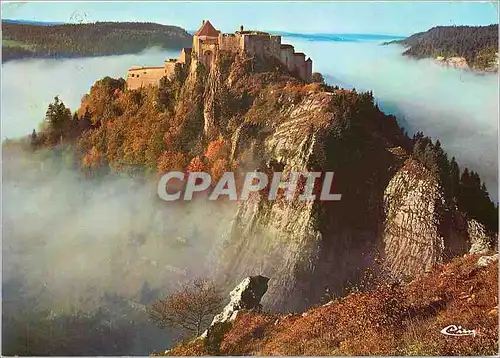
[434, 54, 499, 73]
[382, 159, 446, 278]
[176, 52, 494, 312]
[178, 53, 381, 311]
[382, 158, 495, 280]
[435, 56, 470, 70]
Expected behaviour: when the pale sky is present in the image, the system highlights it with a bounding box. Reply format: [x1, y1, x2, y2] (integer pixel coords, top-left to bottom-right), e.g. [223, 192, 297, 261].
[1, 1, 498, 35]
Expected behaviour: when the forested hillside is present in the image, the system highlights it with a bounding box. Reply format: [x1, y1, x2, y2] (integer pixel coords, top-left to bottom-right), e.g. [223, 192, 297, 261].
[387, 25, 498, 70]
[1, 21, 192, 62]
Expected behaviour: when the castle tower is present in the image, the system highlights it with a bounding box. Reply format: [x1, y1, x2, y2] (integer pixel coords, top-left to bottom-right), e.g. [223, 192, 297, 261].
[192, 20, 220, 68]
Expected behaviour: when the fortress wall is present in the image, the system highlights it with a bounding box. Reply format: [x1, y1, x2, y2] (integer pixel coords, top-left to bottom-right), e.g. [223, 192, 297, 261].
[126, 23, 313, 88]
[243, 34, 274, 58]
[244, 34, 283, 58]
[126, 67, 165, 90]
[269, 35, 282, 58]
[194, 35, 218, 57]
[199, 43, 217, 67]
[193, 37, 201, 55]
[294, 53, 307, 82]
[280, 46, 295, 72]
[219, 34, 240, 52]
[238, 34, 246, 51]
[164, 61, 177, 77]
[305, 59, 313, 83]
[201, 37, 218, 45]
[178, 48, 192, 65]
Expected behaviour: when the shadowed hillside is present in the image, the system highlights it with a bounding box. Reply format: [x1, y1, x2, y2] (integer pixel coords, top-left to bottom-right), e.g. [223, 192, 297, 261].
[386, 25, 498, 71]
[1, 21, 192, 62]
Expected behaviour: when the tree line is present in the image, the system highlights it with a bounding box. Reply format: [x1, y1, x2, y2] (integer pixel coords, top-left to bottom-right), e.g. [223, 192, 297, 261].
[412, 131, 498, 234]
[389, 25, 498, 69]
[2, 21, 192, 61]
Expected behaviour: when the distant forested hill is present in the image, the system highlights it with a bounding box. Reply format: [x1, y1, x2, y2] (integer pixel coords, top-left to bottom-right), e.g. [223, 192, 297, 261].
[386, 25, 498, 71]
[1, 21, 192, 62]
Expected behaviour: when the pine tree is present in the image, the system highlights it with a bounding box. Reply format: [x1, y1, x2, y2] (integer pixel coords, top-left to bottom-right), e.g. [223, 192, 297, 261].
[29, 129, 38, 150]
[449, 157, 460, 203]
[45, 96, 72, 145]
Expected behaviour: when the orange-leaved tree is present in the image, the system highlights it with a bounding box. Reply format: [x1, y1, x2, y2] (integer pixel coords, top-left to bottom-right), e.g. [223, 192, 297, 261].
[187, 156, 207, 173]
[157, 151, 187, 173]
[147, 278, 224, 337]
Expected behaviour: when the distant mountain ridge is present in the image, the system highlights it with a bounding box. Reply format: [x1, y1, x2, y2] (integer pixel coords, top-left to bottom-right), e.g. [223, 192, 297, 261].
[2, 18, 66, 26]
[1, 21, 192, 62]
[276, 31, 406, 42]
[385, 24, 499, 71]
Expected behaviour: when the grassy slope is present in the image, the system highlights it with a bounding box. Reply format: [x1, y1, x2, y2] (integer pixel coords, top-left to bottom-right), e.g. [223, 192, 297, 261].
[165, 254, 498, 356]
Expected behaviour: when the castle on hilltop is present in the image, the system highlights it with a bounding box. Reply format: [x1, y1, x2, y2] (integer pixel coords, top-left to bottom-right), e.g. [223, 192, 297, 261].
[126, 20, 313, 90]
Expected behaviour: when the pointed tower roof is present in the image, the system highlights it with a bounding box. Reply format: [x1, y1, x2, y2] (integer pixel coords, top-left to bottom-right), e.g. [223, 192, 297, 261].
[195, 20, 220, 37]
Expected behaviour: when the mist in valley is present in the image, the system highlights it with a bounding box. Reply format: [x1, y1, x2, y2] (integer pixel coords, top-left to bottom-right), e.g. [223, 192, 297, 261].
[1, 35, 498, 355]
[2, 48, 218, 354]
[285, 35, 498, 201]
[2, 145, 237, 354]
[1, 47, 180, 139]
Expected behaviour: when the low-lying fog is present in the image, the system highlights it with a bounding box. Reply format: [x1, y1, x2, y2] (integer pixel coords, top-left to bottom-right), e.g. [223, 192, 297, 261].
[1, 47, 179, 139]
[284, 35, 498, 201]
[2, 146, 237, 354]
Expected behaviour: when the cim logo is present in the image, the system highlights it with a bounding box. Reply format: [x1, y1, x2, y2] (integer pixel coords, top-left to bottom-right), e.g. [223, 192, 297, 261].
[440, 325, 476, 337]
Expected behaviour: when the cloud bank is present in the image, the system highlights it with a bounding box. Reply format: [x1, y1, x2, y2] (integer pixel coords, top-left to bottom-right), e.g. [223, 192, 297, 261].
[286, 36, 498, 200]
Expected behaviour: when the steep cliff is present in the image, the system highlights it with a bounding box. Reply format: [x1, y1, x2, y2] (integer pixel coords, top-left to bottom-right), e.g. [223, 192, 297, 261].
[73, 50, 496, 314]
[382, 158, 446, 278]
[189, 52, 495, 311]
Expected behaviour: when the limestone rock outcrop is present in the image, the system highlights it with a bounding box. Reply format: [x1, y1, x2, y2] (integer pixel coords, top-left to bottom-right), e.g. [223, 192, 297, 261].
[435, 56, 470, 70]
[467, 219, 493, 254]
[381, 158, 497, 279]
[382, 158, 445, 278]
[201, 275, 269, 338]
[476, 254, 498, 267]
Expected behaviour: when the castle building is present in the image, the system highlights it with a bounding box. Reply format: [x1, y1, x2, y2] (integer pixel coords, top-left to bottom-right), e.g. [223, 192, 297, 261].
[126, 20, 313, 90]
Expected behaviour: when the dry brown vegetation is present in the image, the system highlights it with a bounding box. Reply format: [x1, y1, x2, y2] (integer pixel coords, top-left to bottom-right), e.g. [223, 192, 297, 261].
[164, 254, 498, 356]
[148, 278, 223, 337]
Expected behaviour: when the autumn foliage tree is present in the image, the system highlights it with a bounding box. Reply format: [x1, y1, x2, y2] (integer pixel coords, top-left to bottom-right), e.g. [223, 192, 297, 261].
[157, 151, 187, 173]
[205, 136, 231, 183]
[147, 278, 223, 337]
[311, 72, 325, 84]
[187, 156, 207, 173]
